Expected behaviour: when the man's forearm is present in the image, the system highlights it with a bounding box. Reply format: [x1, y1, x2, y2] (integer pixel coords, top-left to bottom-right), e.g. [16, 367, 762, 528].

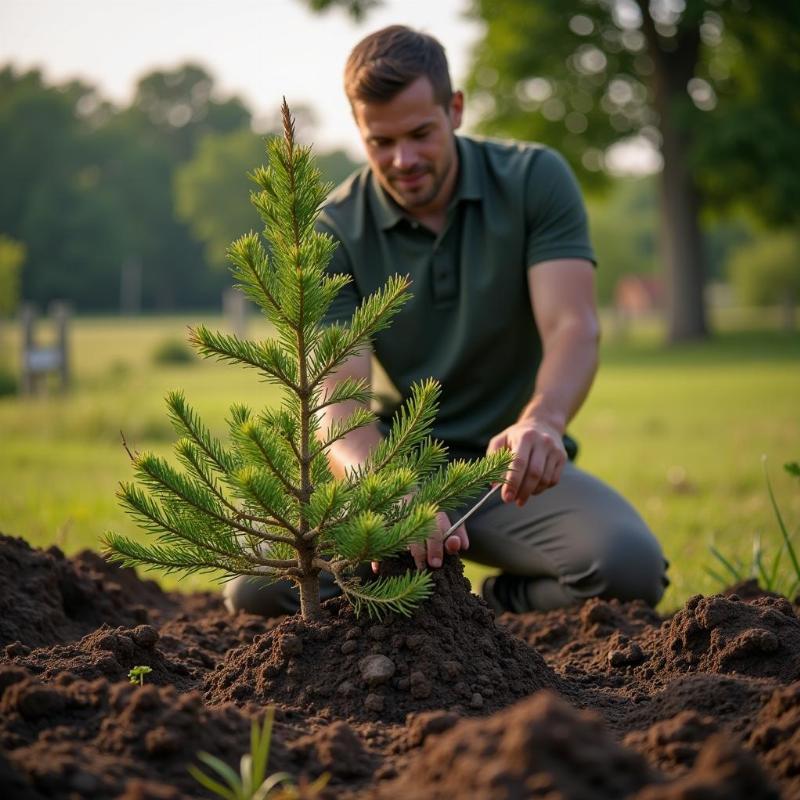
[519, 317, 599, 435]
[325, 418, 384, 480]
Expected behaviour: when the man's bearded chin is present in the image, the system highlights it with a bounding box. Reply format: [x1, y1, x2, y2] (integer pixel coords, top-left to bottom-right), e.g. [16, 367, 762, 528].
[390, 167, 439, 208]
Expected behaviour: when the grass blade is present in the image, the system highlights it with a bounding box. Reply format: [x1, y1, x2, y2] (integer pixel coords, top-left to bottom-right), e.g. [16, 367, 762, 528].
[187, 764, 238, 800]
[764, 456, 800, 582]
[709, 546, 745, 583]
[252, 708, 275, 789]
[196, 752, 242, 794]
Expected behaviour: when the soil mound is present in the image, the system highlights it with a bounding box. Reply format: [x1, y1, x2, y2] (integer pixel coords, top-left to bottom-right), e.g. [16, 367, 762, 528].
[748, 681, 800, 796]
[0, 534, 175, 650]
[204, 555, 561, 722]
[499, 596, 661, 659]
[2, 535, 799, 798]
[498, 597, 662, 686]
[6, 625, 198, 690]
[621, 673, 773, 738]
[376, 690, 655, 800]
[634, 735, 780, 799]
[379, 692, 780, 800]
[0, 670, 260, 799]
[623, 710, 721, 775]
[657, 593, 800, 681]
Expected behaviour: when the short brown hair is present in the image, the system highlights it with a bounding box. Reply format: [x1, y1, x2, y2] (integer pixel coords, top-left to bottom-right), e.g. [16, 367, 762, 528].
[344, 25, 453, 108]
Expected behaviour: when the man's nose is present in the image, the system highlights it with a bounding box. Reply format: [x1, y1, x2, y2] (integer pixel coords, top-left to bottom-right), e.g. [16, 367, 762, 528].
[392, 141, 418, 171]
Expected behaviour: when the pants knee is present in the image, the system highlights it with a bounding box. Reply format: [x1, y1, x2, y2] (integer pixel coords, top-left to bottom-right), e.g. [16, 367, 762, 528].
[592, 524, 669, 606]
[223, 575, 295, 617]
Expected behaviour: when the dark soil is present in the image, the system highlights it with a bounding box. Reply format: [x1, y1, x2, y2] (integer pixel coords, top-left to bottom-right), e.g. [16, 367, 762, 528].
[0, 532, 797, 799]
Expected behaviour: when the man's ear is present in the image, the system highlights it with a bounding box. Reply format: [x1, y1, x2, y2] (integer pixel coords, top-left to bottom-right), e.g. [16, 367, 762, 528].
[449, 90, 464, 129]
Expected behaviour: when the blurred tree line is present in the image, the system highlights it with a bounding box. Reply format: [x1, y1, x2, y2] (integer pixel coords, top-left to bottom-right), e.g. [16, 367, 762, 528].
[0, 64, 359, 312]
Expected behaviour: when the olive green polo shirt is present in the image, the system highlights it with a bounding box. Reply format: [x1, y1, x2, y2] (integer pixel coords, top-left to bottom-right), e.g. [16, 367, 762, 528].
[317, 135, 595, 454]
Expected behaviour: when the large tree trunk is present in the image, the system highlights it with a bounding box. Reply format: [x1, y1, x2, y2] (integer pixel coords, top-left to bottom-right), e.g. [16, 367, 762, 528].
[658, 117, 708, 342]
[642, 7, 709, 342]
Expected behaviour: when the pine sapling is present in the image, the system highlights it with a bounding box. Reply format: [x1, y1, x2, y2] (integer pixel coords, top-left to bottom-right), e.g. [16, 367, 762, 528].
[102, 101, 511, 622]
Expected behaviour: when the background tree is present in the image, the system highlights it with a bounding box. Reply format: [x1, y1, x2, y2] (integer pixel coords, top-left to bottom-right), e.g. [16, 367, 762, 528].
[0, 235, 26, 319]
[130, 64, 251, 163]
[175, 127, 360, 269]
[0, 68, 131, 309]
[465, 0, 800, 342]
[0, 234, 25, 390]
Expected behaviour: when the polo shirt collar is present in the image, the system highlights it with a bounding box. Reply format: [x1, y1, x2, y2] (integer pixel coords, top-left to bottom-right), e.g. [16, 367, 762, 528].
[369, 135, 483, 231]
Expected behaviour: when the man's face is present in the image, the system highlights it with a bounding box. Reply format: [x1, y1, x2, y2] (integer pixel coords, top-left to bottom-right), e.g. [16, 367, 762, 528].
[353, 76, 463, 215]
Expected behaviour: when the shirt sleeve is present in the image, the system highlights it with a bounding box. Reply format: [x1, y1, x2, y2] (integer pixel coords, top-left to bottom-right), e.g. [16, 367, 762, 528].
[315, 219, 361, 325]
[524, 148, 596, 269]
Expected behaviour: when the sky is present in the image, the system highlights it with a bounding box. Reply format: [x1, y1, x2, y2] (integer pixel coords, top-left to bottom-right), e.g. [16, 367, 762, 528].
[0, 0, 485, 159]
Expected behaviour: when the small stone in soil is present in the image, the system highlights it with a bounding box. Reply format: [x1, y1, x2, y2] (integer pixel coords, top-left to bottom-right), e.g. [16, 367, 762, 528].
[131, 625, 159, 648]
[359, 654, 396, 687]
[470, 692, 484, 709]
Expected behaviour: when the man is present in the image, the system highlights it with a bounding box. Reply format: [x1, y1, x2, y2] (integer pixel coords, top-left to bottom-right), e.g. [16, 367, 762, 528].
[224, 25, 668, 617]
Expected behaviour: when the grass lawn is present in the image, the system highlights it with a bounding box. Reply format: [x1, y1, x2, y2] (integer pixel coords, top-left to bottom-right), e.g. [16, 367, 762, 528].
[1, 311, 798, 608]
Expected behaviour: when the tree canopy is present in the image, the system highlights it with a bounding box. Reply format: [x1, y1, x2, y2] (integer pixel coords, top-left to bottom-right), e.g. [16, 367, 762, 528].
[1, 63, 361, 312]
[465, 0, 800, 340]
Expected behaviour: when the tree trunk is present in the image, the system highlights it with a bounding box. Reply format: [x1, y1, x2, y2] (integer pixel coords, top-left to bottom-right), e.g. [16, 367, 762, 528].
[297, 570, 322, 621]
[643, 10, 709, 342]
[658, 125, 708, 342]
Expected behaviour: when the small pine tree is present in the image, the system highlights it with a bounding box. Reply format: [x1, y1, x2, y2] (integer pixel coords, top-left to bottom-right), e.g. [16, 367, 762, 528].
[102, 101, 511, 622]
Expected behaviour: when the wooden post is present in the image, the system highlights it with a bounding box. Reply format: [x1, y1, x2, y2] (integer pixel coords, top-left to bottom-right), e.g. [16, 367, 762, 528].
[51, 301, 70, 393]
[120, 258, 142, 315]
[223, 287, 248, 339]
[19, 302, 70, 395]
[20, 303, 35, 395]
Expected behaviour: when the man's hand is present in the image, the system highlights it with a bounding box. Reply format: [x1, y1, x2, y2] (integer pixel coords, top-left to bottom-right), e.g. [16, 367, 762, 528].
[410, 511, 468, 570]
[488, 418, 567, 506]
[372, 510, 468, 572]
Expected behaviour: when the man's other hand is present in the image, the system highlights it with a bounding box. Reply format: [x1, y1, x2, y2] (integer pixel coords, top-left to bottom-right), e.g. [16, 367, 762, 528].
[488, 419, 567, 506]
[371, 511, 468, 573]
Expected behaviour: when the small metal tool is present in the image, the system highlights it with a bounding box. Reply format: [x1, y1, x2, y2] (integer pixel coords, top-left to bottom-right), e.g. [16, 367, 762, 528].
[442, 483, 501, 541]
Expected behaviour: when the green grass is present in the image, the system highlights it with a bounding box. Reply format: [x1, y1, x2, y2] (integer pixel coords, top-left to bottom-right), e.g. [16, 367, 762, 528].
[1, 312, 798, 608]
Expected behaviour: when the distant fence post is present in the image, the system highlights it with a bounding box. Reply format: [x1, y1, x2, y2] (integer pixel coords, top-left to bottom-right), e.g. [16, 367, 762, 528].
[120, 257, 142, 315]
[51, 301, 70, 392]
[20, 304, 36, 395]
[20, 301, 70, 395]
[223, 287, 248, 339]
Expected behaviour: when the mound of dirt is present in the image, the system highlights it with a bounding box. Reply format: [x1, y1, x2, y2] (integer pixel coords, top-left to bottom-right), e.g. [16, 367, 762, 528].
[0, 670, 256, 799]
[204, 555, 561, 723]
[377, 690, 652, 800]
[634, 735, 780, 800]
[657, 594, 800, 681]
[379, 691, 780, 800]
[6, 624, 199, 690]
[623, 710, 721, 775]
[748, 681, 800, 796]
[0, 534, 175, 650]
[2, 535, 800, 799]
